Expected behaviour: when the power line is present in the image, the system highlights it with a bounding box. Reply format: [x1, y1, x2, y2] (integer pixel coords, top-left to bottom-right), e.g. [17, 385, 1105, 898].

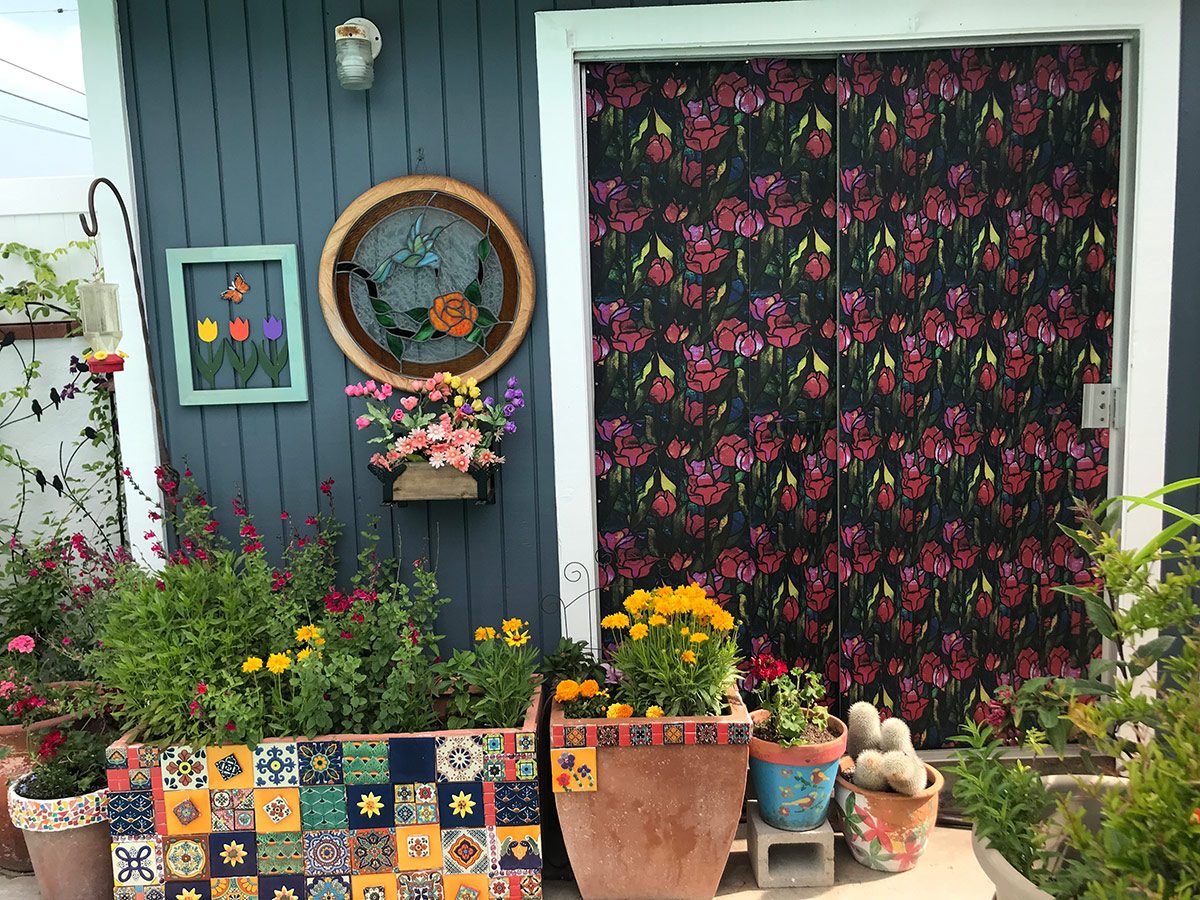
[0, 57, 84, 96]
[0, 85, 86, 121]
[0, 112, 87, 139]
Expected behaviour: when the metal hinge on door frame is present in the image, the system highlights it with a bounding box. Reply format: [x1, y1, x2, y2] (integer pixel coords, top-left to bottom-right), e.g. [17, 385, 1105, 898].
[1082, 383, 1115, 429]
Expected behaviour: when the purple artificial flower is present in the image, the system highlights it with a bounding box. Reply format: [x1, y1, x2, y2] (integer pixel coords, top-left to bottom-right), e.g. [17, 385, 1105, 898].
[484, 396, 494, 406]
[504, 422, 517, 434]
[503, 404, 515, 417]
[262, 316, 284, 340]
[507, 376, 519, 388]
[513, 397, 525, 408]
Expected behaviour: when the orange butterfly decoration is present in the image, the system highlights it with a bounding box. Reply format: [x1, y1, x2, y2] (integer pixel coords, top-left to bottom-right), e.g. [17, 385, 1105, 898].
[221, 273, 250, 303]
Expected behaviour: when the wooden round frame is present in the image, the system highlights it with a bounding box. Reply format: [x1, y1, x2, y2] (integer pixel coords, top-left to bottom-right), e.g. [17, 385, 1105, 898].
[319, 175, 535, 391]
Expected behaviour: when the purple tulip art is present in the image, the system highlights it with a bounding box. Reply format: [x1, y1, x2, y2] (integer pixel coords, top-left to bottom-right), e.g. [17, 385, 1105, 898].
[259, 315, 289, 386]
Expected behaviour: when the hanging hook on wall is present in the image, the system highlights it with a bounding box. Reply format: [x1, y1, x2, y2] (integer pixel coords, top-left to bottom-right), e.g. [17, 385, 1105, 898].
[80, 176, 178, 486]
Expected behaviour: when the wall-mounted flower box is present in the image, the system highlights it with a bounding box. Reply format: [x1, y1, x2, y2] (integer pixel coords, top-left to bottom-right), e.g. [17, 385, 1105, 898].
[549, 688, 750, 900]
[105, 690, 541, 900]
[373, 461, 496, 505]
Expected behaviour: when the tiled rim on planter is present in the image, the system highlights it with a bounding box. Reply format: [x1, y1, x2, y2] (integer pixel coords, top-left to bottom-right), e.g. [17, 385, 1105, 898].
[105, 687, 542, 900]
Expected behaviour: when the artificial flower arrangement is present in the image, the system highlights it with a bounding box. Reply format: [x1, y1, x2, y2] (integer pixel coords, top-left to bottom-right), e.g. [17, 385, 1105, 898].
[557, 583, 740, 719]
[95, 469, 540, 744]
[348, 371, 524, 476]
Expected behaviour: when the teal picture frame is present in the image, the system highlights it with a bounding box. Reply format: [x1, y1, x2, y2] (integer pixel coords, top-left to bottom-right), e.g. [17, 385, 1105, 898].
[166, 244, 308, 406]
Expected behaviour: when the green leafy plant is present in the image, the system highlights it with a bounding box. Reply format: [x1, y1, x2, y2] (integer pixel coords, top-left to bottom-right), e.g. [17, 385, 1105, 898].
[15, 709, 117, 800]
[748, 653, 830, 745]
[437, 620, 540, 730]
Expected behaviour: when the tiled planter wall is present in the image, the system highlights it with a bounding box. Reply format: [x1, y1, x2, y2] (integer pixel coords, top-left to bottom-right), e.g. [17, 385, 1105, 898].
[105, 692, 541, 900]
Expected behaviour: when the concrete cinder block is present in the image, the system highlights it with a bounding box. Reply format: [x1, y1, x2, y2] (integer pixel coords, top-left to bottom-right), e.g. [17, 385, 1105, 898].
[745, 800, 836, 888]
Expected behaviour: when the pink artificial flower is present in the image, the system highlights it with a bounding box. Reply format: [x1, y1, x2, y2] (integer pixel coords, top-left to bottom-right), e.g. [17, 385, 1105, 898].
[7, 636, 35, 654]
[401, 396, 419, 411]
[356, 416, 370, 430]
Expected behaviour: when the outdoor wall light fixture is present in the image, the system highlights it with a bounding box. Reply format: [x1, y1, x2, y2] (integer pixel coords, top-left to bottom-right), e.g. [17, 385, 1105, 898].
[335, 17, 382, 90]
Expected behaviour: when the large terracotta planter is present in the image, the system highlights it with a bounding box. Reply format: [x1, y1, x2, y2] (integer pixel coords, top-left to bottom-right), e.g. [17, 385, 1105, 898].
[550, 688, 751, 900]
[748, 709, 846, 831]
[8, 779, 109, 899]
[971, 774, 1125, 900]
[105, 688, 541, 900]
[830, 755, 944, 872]
[0, 712, 77, 872]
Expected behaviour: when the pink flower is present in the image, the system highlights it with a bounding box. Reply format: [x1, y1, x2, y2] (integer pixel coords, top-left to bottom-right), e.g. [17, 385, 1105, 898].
[401, 396, 419, 411]
[197, 682, 207, 694]
[355, 416, 370, 430]
[61, 638, 71, 646]
[7, 636, 34, 654]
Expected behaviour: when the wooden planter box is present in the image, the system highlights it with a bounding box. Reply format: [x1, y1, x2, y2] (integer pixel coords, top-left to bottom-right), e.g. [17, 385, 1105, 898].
[549, 689, 751, 900]
[374, 461, 496, 505]
[105, 688, 542, 900]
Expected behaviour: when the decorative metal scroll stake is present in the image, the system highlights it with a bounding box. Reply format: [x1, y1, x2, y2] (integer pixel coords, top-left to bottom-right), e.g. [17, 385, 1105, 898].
[80, 177, 176, 484]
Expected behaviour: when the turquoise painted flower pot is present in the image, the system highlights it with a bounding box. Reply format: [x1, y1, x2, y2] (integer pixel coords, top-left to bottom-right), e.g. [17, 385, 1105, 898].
[748, 710, 847, 831]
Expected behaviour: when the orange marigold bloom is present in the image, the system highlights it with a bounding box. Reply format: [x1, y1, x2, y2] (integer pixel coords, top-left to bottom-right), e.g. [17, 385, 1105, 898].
[606, 703, 634, 719]
[555, 679, 581, 703]
[579, 679, 599, 698]
[680, 650, 697, 664]
[645, 706, 664, 717]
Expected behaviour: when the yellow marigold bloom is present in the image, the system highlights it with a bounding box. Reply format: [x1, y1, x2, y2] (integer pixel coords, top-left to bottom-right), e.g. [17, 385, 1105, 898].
[297, 647, 312, 662]
[623, 589, 652, 616]
[606, 703, 634, 719]
[629, 623, 649, 641]
[600, 612, 630, 630]
[680, 650, 697, 664]
[690, 632, 709, 644]
[680, 626, 690, 636]
[242, 656, 263, 673]
[645, 706, 664, 717]
[475, 626, 496, 641]
[505, 629, 531, 648]
[296, 625, 314, 643]
[556, 680, 581, 703]
[709, 609, 735, 631]
[579, 679, 600, 698]
[501, 617, 525, 634]
[648, 614, 667, 627]
[267, 652, 291, 674]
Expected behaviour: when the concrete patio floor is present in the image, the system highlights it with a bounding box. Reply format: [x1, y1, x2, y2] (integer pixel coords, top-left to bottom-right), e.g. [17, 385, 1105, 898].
[0, 825, 991, 899]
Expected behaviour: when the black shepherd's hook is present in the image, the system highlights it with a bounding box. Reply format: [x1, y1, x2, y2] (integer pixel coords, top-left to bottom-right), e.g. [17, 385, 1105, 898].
[80, 176, 177, 485]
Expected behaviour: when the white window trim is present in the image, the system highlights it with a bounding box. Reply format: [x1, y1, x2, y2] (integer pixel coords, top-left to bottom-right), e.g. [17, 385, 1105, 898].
[78, 0, 164, 565]
[535, 0, 1181, 647]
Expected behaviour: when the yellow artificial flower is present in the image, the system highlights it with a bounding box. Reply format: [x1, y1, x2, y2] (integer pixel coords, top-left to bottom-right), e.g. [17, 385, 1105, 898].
[297, 647, 312, 662]
[242, 656, 263, 673]
[555, 680, 581, 703]
[648, 614, 667, 627]
[450, 375, 462, 389]
[502, 617, 525, 634]
[475, 626, 496, 641]
[449, 790, 476, 818]
[645, 706, 664, 718]
[472, 399, 483, 411]
[466, 376, 478, 388]
[454, 395, 465, 408]
[579, 679, 599, 698]
[469, 386, 481, 398]
[505, 629, 531, 648]
[267, 652, 291, 674]
[356, 791, 384, 819]
[680, 650, 697, 664]
[196, 318, 219, 343]
[629, 623, 649, 641]
[600, 612, 629, 630]
[606, 703, 634, 719]
[690, 633, 710, 644]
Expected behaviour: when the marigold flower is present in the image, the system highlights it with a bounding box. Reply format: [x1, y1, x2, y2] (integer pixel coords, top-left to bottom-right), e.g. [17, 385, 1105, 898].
[296, 625, 314, 642]
[680, 650, 697, 664]
[297, 647, 312, 662]
[645, 706, 664, 718]
[242, 656, 263, 673]
[680, 627, 690, 636]
[623, 590, 652, 616]
[475, 626, 496, 641]
[579, 679, 599, 698]
[690, 633, 710, 644]
[501, 617, 525, 634]
[709, 609, 735, 631]
[606, 703, 634, 719]
[267, 652, 291, 674]
[629, 623, 649, 641]
[600, 612, 630, 629]
[648, 614, 667, 626]
[555, 680, 581, 703]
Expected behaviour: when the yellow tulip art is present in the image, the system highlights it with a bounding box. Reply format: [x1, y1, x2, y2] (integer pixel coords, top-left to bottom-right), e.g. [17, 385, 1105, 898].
[196, 318, 219, 342]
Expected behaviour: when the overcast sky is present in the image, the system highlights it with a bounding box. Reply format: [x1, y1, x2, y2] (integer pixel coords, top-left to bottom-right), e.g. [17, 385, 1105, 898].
[0, 1, 91, 178]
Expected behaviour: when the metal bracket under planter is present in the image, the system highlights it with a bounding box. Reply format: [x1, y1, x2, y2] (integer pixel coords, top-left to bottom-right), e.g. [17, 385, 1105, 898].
[372, 460, 495, 506]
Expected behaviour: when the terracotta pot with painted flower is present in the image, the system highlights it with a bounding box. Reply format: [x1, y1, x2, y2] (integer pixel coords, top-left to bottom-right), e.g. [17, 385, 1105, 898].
[746, 655, 846, 831]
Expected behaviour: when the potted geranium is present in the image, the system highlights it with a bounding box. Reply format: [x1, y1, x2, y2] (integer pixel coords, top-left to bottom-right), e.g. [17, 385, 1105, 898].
[550, 584, 748, 900]
[952, 482, 1200, 898]
[348, 371, 524, 502]
[97, 472, 543, 900]
[8, 709, 115, 900]
[746, 654, 847, 831]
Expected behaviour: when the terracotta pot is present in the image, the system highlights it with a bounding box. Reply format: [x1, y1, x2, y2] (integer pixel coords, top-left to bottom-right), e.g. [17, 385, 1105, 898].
[550, 688, 751, 900]
[0, 712, 77, 872]
[8, 781, 109, 899]
[830, 755, 944, 872]
[971, 774, 1125, 900]
[748, 709, 847, 831]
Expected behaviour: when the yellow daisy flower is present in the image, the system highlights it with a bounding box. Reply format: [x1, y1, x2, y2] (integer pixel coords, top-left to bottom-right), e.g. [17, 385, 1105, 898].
[475, 626, 496, 641]
[505, 629, 531, 648]
[689, 633, 710, 644]
[600, 612, 630, 629]
[267, 652, 291, 674]
[295, 625, 313, 642]
[501, 617, 525, 635]
[242, 656, 263, 673]
[629, 623, 649, 641]
[648, 614, 667, 626]
[297, 647, 312, 662]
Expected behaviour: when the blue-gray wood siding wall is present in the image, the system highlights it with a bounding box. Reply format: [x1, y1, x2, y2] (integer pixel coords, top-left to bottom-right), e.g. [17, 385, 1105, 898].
[118, 0, 1198, 653]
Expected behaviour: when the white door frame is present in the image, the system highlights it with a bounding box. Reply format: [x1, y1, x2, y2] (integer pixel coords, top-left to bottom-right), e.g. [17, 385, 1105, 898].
[79, 0, 164, 563]
[535, 0, 1181, 648]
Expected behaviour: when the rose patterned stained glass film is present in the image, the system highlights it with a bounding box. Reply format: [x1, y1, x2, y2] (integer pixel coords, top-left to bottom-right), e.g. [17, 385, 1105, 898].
[586, 44, 1119, 748]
